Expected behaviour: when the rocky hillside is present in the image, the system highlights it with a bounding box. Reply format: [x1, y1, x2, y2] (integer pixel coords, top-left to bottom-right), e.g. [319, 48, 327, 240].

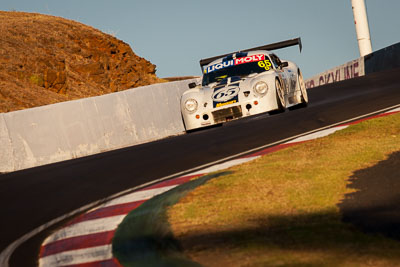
[0, 11, 163, 113]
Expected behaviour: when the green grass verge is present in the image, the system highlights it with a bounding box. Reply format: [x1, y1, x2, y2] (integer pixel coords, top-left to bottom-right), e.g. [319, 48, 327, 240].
[167, 112, 400, 267]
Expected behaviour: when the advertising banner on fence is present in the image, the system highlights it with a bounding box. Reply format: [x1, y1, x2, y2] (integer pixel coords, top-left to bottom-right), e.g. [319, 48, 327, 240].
[305, 57, 365, 89]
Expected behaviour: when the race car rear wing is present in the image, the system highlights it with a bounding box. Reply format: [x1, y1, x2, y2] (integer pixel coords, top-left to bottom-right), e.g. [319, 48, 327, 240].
[199, 37, 302, 70]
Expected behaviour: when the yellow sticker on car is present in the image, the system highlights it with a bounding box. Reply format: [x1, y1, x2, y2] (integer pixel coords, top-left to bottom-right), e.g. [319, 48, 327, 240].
[258, 59, 272, 71]
[215, 100, 237, 108]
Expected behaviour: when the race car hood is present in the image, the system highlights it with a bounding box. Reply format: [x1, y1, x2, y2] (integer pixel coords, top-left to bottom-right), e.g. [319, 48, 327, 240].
[202, 76, 249, 108]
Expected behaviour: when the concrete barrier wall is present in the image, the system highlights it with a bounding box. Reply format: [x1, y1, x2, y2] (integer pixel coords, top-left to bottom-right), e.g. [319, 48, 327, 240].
[0, 114, 14, 172]
[364, 41, 400, 74]
[0, 79, 199, 173]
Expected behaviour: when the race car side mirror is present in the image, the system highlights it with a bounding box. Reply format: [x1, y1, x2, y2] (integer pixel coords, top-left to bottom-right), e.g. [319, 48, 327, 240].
[188, 82, 197, 89]
[280, 62, 289, 68]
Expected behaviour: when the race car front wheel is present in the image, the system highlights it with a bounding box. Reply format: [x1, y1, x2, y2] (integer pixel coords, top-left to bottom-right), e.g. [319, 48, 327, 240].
[270, 78, 286, 114]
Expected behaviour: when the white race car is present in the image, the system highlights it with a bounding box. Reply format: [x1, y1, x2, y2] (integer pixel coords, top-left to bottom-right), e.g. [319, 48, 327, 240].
[181, 38, 308, 131]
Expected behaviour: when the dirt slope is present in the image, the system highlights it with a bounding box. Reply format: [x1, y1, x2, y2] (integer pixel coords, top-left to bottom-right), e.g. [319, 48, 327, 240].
[0, 11, 162, 113]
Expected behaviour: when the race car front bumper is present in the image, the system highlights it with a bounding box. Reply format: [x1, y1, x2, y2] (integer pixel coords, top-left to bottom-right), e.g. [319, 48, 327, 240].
[212, 105, 243, 124]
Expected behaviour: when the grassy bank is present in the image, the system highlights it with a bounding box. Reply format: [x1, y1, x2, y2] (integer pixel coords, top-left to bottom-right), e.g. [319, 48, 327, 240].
[167, 112, 400, 267]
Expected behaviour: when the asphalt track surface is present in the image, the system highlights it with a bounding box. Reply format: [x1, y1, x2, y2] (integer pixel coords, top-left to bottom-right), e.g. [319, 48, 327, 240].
[1, 68, 400, 266]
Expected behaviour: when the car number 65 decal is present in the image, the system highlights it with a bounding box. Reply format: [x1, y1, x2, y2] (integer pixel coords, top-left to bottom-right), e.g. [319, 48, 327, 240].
[258, 59, 272, 71]
[212, 87, 240, 102]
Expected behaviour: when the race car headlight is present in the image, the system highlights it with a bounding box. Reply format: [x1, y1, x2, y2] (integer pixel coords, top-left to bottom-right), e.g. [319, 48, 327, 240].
[253, 81, 268, 96]
[184, 98, 198, 113]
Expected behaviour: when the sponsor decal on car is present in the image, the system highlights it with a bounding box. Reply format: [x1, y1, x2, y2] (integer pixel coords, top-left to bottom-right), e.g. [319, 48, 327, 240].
[215, 99, 237, 108]
[206, 54, 265, 74]
[235, 54, 264, 65]
[212, 86, 240, 108]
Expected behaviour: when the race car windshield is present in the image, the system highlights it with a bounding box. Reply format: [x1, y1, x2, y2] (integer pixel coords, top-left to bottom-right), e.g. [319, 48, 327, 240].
[202, 59, 272, 86]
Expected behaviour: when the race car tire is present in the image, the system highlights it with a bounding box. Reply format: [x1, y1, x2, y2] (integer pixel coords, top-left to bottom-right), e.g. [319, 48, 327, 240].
[269, 78, 286, 115]
[289, 70, 308, 111]
[298, 70, 308, 107]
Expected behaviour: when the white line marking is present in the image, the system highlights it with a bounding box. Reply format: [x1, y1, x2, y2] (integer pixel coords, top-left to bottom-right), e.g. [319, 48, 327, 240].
[384, 107, 400, 113]
[43, 215, 125, 246]
[2, 103, 400, 267]
[39, 244, 112, 267]
[101, 185, 177, 208]
[285, 126, 348, 144]
[187, 156, 260, 176]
